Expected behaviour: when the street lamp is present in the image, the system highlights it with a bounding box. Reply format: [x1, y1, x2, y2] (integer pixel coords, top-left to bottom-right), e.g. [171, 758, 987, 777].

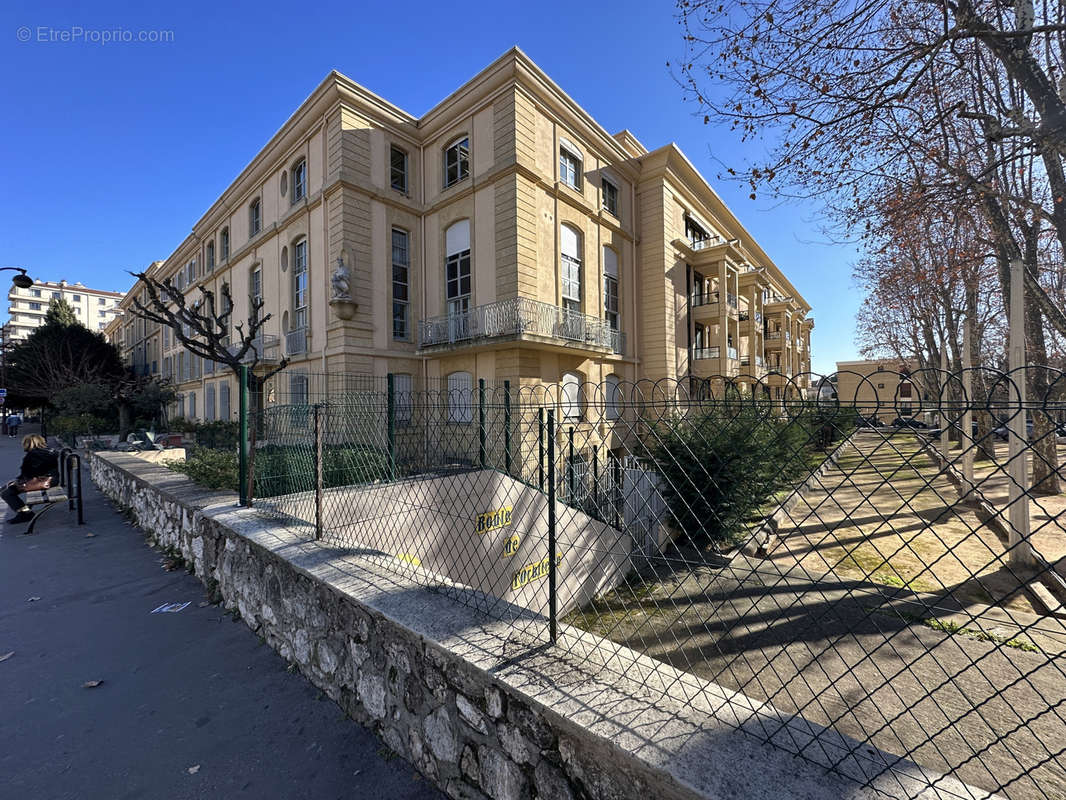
[0, 267, 33, 289]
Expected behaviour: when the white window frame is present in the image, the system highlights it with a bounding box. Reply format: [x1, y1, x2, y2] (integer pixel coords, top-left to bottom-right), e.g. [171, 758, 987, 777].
[445, 220, 471, 317]
[559, 139, 582, 190]
[443, 136, 469, 188]
[249, 198, 262, 237]
[291, 159, 307, 203]
[292, 240, 308, 331]
[561, 225, 582, 313]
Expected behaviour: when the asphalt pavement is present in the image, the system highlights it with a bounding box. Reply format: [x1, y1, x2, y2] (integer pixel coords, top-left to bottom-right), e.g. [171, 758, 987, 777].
[0, 429, 442, 800]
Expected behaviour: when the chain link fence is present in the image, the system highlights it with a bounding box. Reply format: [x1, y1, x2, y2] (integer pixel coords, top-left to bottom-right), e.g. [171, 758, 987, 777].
[241, 366, 1066, 799]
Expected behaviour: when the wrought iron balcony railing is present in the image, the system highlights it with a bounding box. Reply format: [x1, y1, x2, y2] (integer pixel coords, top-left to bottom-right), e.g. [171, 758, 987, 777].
[419, 297, 625, 354]
[692, 346, 720, 360]
[227, 334, 280, 364]
[285, 328, 307, 356]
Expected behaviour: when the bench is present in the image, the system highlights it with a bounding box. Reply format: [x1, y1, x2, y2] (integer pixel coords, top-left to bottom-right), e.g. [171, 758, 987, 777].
[23, 448, 84, 535]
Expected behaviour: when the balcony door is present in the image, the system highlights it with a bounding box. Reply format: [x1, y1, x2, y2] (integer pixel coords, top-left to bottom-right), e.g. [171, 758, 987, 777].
[445, 220, 471, 342]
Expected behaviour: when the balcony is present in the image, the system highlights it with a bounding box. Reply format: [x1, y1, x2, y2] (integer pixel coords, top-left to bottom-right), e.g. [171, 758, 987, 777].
[692, 346, 720, 360]
[690, 290, 739, 322]
[765, 330, 791, 348]
[418, 297, 625, 355]
[227, 334, 280, 365]
[740, 355, 765, 371]
[285, 328, 307, 356]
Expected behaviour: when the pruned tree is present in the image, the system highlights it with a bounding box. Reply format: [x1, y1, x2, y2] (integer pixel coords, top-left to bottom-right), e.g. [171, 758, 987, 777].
[128, 271, 288, 392]
[675, 0, 1066, 336]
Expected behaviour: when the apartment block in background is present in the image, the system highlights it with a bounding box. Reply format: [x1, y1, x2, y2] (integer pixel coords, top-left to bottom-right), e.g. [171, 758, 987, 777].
[6, 279, 124, 341]
[115, 48, 813, 422]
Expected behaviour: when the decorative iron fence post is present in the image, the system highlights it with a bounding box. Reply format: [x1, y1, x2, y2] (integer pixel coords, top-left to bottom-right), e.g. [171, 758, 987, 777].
[239, 364, 249, 507]
[546, 408, 557, 644]
[537, 407, 545, 490]
[387, 373, 397, 480]
[504, 380, 512, 475]
[478, 378, 487, 469]
[314, 403, 324, 540]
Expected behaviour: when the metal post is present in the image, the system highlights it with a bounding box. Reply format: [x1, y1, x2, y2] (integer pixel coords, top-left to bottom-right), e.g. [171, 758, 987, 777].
[1008, 258, 1033, 565]
[547, 409, 557, 644]
[961, 318, 975, 501]
[593, 444, 599, 518]
[504, 380, 512, 476]
[567, 427, 575, 503]
[238, 365, 249, 507]
[314, 404, 324, 540]
[939, 346, 949, 455]
[478, 378, 487, 469]
[387, 373, 397, 481]
[72, 454, 83, 526]
[538, 407, 544, 490]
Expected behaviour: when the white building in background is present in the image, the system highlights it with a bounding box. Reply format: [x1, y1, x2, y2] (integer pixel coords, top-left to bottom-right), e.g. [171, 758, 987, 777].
[5, 279, 125, 341]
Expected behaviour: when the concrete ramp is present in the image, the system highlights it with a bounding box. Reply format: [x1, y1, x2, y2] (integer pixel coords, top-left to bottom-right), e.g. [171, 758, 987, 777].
[261, 469, 634, 617]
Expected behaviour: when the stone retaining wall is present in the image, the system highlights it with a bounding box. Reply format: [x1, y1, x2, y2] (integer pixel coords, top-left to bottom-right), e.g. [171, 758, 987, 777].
[90, 450, 988, 800]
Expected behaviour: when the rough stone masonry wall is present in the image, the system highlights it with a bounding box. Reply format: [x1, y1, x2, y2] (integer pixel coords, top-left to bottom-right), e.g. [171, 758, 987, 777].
[90, 451, 988, 800]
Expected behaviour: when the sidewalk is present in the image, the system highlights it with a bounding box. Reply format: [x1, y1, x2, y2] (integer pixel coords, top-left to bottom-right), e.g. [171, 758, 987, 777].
[0, 431, 441, 800]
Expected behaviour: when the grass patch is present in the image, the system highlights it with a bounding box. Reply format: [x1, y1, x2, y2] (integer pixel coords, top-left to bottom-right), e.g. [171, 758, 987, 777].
[563, 580, 666, 638]
[868, 606, 1041, 653]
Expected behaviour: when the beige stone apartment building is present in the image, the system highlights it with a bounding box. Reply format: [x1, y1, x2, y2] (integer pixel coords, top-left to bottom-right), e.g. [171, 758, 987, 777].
[6, 280, 124, 342]
[114, 49, 812, 421]
[835, 358, 921, 421]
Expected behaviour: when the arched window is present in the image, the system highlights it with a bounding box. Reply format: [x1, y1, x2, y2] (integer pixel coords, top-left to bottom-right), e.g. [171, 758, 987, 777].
[447, 371, 473, 423]
[561, 225, 582, 313]
[291, 158, 307, 203]
[561, 371, 583, 420]
[445, 220, 471, 318]
[605, 374, 621, 420]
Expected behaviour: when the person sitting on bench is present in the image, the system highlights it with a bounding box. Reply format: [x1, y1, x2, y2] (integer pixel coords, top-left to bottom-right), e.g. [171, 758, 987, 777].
[3, 434, 59, 524]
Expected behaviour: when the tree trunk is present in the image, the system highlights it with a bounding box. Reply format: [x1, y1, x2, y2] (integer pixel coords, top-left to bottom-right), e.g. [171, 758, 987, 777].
[1026, 294, 1060, 493]
[118, 402, 133, 444]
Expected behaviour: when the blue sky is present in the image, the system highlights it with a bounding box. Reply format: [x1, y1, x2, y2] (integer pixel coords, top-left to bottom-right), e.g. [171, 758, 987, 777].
[0, 0, 861, 374]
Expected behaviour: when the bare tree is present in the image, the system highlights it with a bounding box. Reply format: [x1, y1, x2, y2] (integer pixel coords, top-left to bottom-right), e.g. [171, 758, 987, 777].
[128, 271, 288, 392]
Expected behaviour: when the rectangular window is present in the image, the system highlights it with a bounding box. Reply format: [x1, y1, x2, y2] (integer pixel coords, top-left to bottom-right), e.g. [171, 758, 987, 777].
[290, 372, 309, 406]
[603, 247, 619, 331]
[559, 147, 582, 189]
[443, 137, 469, 188]
[29, 302, 41, 311]
[205, 384, 215, 421]
[602, 178, 618, 216]
[220, 382, 231, 420]
[51, 292, 60, 300]
[292, 160, 307, 203]
[560, 226, 582, 313]
[250, 266, 262, 324]
[292, 240, 307, 330]
[446, 248, 471, 316]
[98, 297, 105, 305]
[685, 214, 710, 246]
[390, 146, 408, 193]
[220, 228, 230, 260]
[32, 289, 41, 297]
[206, 242, 215, 271]
[392, 228, 410, 340]
[249, 199, 261, 237]
[72, 294, 81, 302]
[189, 391, 196, 419]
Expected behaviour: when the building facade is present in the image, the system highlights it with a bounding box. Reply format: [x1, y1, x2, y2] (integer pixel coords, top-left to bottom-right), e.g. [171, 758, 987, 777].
[6, 280, 124, 341]
[835, 358, 921, 421]
[115, 49, 812, 422]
